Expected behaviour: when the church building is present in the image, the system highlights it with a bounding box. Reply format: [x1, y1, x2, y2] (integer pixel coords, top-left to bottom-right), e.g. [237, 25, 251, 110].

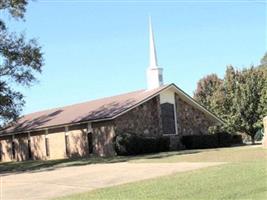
[0, 19, 222, 162]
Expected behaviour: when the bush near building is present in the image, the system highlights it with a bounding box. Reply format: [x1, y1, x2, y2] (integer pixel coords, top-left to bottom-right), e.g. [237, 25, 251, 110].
[114, 133, 170, 155]
[181, 132, 243, 149]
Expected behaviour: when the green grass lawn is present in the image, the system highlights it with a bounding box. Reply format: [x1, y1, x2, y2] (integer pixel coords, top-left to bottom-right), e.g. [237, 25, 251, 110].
[0, 145, 265, 173]
[130, 145, 267, 163]
[1, 145, 266, 199]
[53, 146, 267, 200]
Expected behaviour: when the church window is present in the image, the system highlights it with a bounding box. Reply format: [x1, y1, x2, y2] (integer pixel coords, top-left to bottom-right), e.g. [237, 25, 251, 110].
[161, 103, 176, 135]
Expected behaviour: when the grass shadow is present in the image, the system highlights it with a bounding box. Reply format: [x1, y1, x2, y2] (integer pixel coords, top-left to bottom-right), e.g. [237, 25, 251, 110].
[0, 149, 203, 175]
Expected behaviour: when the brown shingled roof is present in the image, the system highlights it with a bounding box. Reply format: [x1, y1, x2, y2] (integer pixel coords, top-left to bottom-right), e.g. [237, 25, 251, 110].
[0, 84, 171, 135]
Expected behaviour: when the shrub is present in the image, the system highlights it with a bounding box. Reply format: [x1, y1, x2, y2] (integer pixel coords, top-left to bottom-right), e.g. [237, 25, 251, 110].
[114, 133, 170, 156]
[181, 135, 218, 149]
[114, 132, 138, 155]
[217, 132, 232, 147]
[181, 132, 243, 150]
[231, 134, 243, 145]
[158, 137, 170, 152]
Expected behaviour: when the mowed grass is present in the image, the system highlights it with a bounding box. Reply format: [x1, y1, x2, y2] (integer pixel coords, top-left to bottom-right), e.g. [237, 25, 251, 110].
[55, 146, 267, 200]
[0, 145, 264, 174]
[130, 145, 267, 163]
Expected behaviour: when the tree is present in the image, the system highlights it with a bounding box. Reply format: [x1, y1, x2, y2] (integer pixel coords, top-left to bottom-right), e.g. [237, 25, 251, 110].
[193, 73, 223, 112]
[220, 66, 240, 132]
[258, 65, 267, 121]
[260, 52, 267, 66]
[0, 0, 43, 126]
[233, 67, 266, 143]
[194, 55, 267, 143]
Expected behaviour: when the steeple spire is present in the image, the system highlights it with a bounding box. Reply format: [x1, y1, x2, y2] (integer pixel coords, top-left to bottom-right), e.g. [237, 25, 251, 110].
[147, 17, 163, 90]
[149, 16, 158, 68]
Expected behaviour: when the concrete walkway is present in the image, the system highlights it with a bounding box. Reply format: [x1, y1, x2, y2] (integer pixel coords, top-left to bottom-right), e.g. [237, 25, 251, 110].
[1, 162, 224, 200]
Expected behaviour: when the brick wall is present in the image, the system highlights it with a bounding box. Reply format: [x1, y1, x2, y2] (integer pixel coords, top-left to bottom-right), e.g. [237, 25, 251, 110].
[115, 96, 162, 137]
[175, 94, 216, 136]
[30, 131, 46, 160]
[48, 128, 66, 159]
[0, 121, 117, 162]
[15, 133, 29, 161]
[0, 135, 13, 162]
[92, 121, 115, 156]
[68, 125, 89, 158]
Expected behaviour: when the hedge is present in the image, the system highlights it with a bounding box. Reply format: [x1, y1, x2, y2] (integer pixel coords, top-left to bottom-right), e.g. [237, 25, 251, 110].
[181, 132, 243, 149]
[217, 132, 232, 147]
[231, 134, 243, 145]
[114, 133, 170, 156]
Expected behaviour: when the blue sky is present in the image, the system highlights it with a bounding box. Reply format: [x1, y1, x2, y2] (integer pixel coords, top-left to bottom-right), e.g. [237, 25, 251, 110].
[4, 0, 266, 114]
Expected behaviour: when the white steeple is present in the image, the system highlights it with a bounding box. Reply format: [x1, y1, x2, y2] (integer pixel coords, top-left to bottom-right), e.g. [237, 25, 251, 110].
[147, 16, 163, 90]
[149, 16, 158, 67]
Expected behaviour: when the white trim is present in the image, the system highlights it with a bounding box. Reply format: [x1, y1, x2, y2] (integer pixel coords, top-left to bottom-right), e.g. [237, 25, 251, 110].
[87, 123, 92, 133]
[173, 99, 178, 135]
[65, 126, 69, 136]
[162, 133, 179, 136]
[45, 129, 49, 138]
[162, 132, 178, 136]
[159, 90, 178, 135]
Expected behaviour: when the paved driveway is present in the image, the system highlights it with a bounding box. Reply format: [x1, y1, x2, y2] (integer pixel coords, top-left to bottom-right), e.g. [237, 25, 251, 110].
[1, 162, 224, 200]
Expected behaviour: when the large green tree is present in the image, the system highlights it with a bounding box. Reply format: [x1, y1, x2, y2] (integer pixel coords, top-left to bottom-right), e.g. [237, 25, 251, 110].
[193, 73, 223, 112]
[259, 56, 267, 121]
[233, 67, 266, 143]
[194, 56, 267, 143]
[0, 0, 43, 126]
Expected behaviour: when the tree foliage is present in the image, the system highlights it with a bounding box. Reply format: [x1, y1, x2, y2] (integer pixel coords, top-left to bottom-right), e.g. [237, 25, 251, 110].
[194, 56, 267, 143]
[194, 73, 223, 112]
[0, 0, 43, 126]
